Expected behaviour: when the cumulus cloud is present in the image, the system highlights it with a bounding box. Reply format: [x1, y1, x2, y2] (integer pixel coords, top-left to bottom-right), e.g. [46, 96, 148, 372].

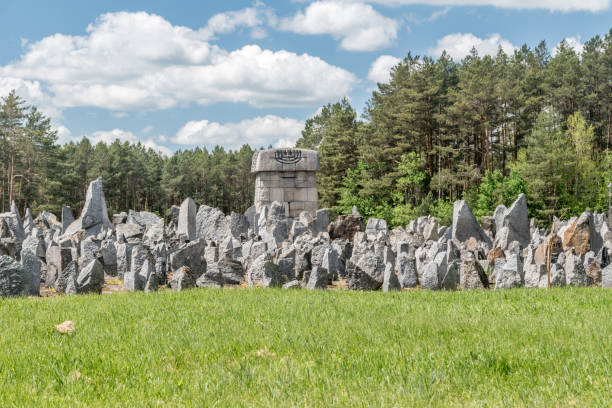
[553, 36, 584, 55]
[429, 33, 516, 60]
[342, 0, 609, 12]
[54, 125, 73, 144]
[0, 11, 356, 112]
[368, 55, 402, 83]
[0, 76, 62, 118]
[201, 2, 277, 39]
[174, 115, 305, 150]
[280, 1, 399, 51]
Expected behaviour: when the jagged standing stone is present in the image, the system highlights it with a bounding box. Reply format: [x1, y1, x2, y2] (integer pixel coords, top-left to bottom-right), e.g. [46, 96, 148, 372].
[602, 264, 612, 288]
[305, 266, 328, 290]
[100, 239, 118, 276]
[421, 262, 439, 290]
[563, 211, 601, 255]
[80, 237, 100, 267]
[382, 263, 400, 292]
[365, 218, 388, 239]
[423, 218, 439, 241]
[127, 210, 161, 232]
[76, 260, 104, 294]
[152, 242, 168, 285]
[143, 261, 159, 293]
[124, 245, 152, 291]
[277, 248, 296, 282]
[144, 219, 165, 243]
[460, 256, 489, 290]
[550, 263, 565, 287]
[65, 275, 77, 296]
[524, 263, 547, 288]
[586, 260, 602, 286]
[170, 239, 207, 279]
[61, 205, 75, 234]
[228, 212, 249, 239]
[290, 219, 308, 240]
[452, 201, 492, 246]
[22, 208, 34, 235]
[328, 214, 364, 241]
[196, 266, 224, 288]
[564, 252, 590, 286]
[314, 209, 330, 235]
[116, 241, 136, 279]
[495, 253, 523, 289]
[265, 201, 289, 245]
[20, 248, 41, 296]
[115, 223, 143, 240]
[440, 261, 459, 290]
[493, 205, 507, 235]
[244, 205, 257, 235]
[64, 177, 113, 237]
[56, 261, 78, 294]
[497, 194, 530, 248]
[171, 266, 196, 291]
[196, 205, 228, 242]
[0, 255, 29, 297]
[247, 253, 282, 288]
[0, 212, 25, 243]
[346, 261, 383, 290]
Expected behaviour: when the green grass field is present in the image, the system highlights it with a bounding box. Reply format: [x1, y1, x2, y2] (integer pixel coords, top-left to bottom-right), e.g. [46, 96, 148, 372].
[0, 288, 610, 407]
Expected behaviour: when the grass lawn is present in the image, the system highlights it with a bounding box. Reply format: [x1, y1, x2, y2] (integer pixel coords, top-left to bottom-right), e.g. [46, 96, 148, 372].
[0, 288, 610, 407]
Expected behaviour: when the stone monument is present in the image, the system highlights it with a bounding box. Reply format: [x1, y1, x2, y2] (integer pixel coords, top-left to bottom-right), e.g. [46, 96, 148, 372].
[251, 148, 320, 219]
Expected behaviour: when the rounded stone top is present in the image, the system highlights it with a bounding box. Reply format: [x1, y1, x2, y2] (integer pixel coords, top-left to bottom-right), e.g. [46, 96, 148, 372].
[251, 148, 320, 173]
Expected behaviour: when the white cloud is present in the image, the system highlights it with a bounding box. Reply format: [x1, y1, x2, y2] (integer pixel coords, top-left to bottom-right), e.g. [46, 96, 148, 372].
[87, 129, 139, 145]
[0, 76, 61, 118]
[54, 125, 72, 144]
[368, 55, 402, 83]
[0, 11, 357, 113]
[280, 1, 399, 51]
[141, 139, 173, 156]
[343, 0, 609, 12]
[429, 33, 516, 60]
[201, 2, 277, 39]
[174, 115, 305, 150]
[553, 36, 584, 55]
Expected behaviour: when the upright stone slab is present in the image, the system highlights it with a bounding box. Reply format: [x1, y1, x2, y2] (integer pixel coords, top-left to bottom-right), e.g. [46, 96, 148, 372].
[251, 148, 320, 219]
[61, 205, 75, 233]
[177, 198, 197, 241]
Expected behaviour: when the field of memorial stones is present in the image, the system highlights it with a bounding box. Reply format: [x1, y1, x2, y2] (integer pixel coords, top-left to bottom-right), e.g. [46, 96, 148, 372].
[0, 177, 611, 405]
[1, 174, 612, 296]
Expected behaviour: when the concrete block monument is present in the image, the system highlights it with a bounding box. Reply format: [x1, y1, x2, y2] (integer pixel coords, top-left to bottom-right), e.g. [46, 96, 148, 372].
[251, 148, 320, 219]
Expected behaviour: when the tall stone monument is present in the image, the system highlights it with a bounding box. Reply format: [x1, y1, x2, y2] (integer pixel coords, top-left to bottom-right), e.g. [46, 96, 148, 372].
[251, 148, 320, 219]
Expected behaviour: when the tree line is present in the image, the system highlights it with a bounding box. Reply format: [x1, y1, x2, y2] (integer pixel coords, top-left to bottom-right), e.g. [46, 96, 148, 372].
[1, 28, 611, 226]
[0, 91, 255, 218]
[297, 29, 612, 226]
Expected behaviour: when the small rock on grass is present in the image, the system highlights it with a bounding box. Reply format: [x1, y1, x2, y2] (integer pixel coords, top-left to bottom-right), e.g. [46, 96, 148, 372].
[55, 320, 75, 334]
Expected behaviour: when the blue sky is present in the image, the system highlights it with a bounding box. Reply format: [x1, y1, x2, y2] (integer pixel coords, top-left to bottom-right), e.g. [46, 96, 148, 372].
[1, 0, 610, 155]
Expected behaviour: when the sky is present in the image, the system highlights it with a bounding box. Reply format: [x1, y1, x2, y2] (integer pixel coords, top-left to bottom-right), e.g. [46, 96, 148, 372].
[0, 0, 610, 156]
